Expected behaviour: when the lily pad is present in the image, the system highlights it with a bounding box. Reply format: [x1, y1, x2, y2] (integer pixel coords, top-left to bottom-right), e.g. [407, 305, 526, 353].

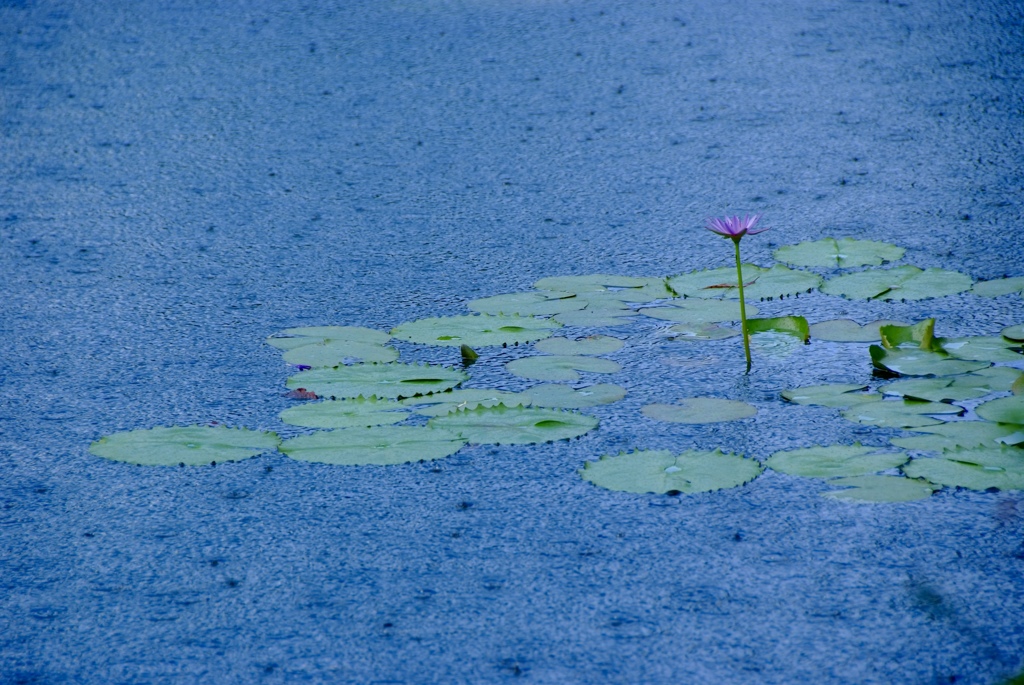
[400, 389, 528, 417]
[287, 362, 468, 400]
[940, 336, 1024, 363]
[534, 335, 624, 356]
[870, 346, 990, 377]
[552, 308, 636, 327]
[534, 275, 672, 302]
[1002, 324, 1024, 342]
[879, 377, 995, 403]
[642, 398, 757, 424]
[280, 426, 466, 465]
[89, 425, 280, 467]
[902, 446, 1024, 491]
[821, 266, 972, 300]
[523, 383, 627, 409]
[467, 290, 582, 316]
[774, 238, 905, 269]
[972, 276, 1024, 298]
[1015, 375, 1024, 396]
[428, 405, 599, 445]
[639, 299, 756, 324]
[841, 400, 962, 429]
[747, 316, 810, 341]
[579, 449, 763, 494]
[282, 339, 399, 367]
[766, 444, 909, 478]
[668, 323, 740, 340]
[667, 264, 820, 300]
[266, 326, 390, 351]
[880, 319, 939, 351]
[506, 355, 621, 382]
[891, 421, 1024, 451]
[809, 319, 908, 343]
[822, 475, 937, 502]
[781, 384, 882, 408]
[391, 314, 559, 348]
[743, 265, 824, 301]
[971, 366, 1024, 392]
[279, 397, 409, 428]
[975, 395, 1024, 425]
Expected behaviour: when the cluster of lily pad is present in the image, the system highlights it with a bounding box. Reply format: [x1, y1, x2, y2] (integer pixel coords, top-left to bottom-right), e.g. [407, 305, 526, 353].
[88, 237, 1024, 503]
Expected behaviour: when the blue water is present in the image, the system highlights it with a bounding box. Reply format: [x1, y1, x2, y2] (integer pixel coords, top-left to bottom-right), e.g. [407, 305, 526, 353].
[2, 0, 1023, 683]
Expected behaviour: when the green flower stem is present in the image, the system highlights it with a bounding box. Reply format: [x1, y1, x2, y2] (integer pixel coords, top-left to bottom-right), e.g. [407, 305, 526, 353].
[733, 239, 752, 373]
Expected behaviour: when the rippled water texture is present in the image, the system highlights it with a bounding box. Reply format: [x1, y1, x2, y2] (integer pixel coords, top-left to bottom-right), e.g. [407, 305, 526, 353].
[2, 0, 1023, 683]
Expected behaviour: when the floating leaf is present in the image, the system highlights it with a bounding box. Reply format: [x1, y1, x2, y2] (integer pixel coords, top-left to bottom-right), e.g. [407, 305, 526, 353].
[879, 377, 995, 403]
[279, 397, 408, 429]
[580, 449, 763, 494]
[970, 366, 1024, 392]
[809, 319, 908, 342]
[766, 444, 908, 478]
[821, 266, 972, 300]
[976, 395, 1024, 425]
[841, 400, 962, 429]
[1015, 375, 1024, 396]
[639, 299, 756, 324]
[506, 355, 621, 382]
[891, 422, 1024, 451]
[534, 335, 624, 356]
[1002, 324, 1024, 342]
[822, 475, 937, 502]
[642, 398, 756, 423]
[781, 384, 882, 408]
[89, 425, 280, 467]
[534, 275, 672, 302]
[870, 346, 990, 377]
[972, 276, 1024, 298]
[391, 314, 559, 348]
[902, 446, 1024, 491]
[523, 383, 626, 409]
[880, 319, 938, 351]
[774, 238, 905, 269]
[282, 339, 399, 367]
[400, 389, 528, 417]
[280, 426, 465, 465]
[667, 264, 820, 300]
[287, 362, 468, 400]
[466, 290, 582, 316]
[266, 326, 390, 351]
[743, 266, 823, 301]
[668, 323, 740, 340]
[552, 308, 636, 327]
[940, 336, 1024, 363]
[429, 405, 598, 444]
[746, 316, 810, 342]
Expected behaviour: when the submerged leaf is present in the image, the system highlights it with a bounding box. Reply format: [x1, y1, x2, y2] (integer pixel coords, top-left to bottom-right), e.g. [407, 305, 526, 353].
[766, 444, 908, 478]
[822, 266, 972, 300]
[506, 355, 621, 382]
[781, 384, 882, 408]
[523, 383, 626, 409]
[972, 276, 1024, 298]
[287, 362, 468, 400]
[822, 475, 937, 502]
[642, 398, 756, 423]
[841, 399, 962, 429]
[902, 446, 1024, 491]
[891, 421, 1024, 451]
[280, 426, 466, 465]
[279, 397, 408, 429]
[534, 335, 624, 356]
[809, 319, 908, 343]
[580, 449, 763, 494]
[391, 313, 559, 347]
[89, 425, 280, 467]
[428, 405, 598, 444]
[774, 238, 905, 269]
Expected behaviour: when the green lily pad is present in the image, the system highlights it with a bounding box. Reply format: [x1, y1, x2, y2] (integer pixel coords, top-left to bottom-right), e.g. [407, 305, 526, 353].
[972, 276, 1024, 298]
[534, 275, 672, 302]
[579, 449, 763, 494]
[552, 308, 636, 327]
[879, 377, 995, 403]
[774, 238, 906, 269]
[902, 446, 1024, 490]
[870, 346, 990, 377]
[279, 426, 466, 465]
[822, 475, 937, 502]
[1002, 324, 1024, 342]
[880, 319, 939, 351]
[279, 397, 409, 428]
[287, 362, 468, 400]
[668, 323, 740, 340]
[89, 425, 280, 466]
[667, 264, 820, 300]
[639, 299, 756, 324]
[747, 316, 810, 341]
[976, 395, 1024, 425]
[467, 290, 582, 316]
[400, 389, 528, 417]
[534, 335, 624, 356]
[891, 421, 1024, 451]
[766, 444, 909, 478]
[522, 383, 627, 409]
[971, 366, 1024, 392]
[809, 319, 908, 342]
[428, 405, 599, 445]
[821, 266, 972, 300]
[841, 400, 962, 429]
[743, 265, 824, 301]
[282, 339, 400, 367]
[940, 336, 1024, 363]
[505, 355, 621, 382]
[641, 398, 757, 423]
[1015, 375, 1024, 396]
[266, 326, 390, 350]
[391, 313, 559, 348]
[781, 384, 882, 408]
